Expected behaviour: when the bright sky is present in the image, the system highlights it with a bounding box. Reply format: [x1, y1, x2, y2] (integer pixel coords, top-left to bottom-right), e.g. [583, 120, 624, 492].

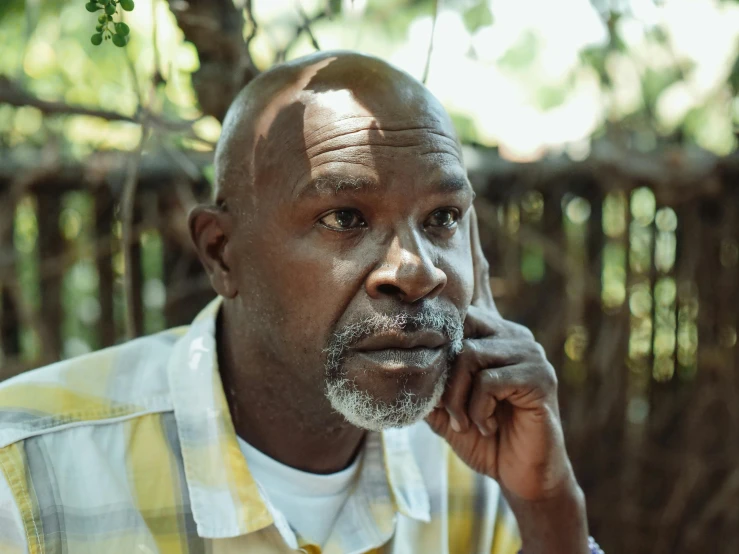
[269, 0, 739, 160]
[22, 0, 735, 159]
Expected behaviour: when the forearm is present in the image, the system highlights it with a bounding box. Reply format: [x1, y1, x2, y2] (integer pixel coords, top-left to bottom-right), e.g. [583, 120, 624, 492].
[505, 474, 589, 554]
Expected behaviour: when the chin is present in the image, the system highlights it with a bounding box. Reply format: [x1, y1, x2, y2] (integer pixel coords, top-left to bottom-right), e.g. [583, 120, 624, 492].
[324, 354, 449, 432]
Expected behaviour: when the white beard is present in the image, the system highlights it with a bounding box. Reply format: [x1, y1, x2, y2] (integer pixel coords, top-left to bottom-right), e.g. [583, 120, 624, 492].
[322, 310, 463, 431]
[325, 372, 448, 432]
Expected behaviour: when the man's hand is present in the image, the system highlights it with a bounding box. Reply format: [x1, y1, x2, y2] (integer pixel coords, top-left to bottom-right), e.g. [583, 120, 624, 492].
[425, 208, 589, 553]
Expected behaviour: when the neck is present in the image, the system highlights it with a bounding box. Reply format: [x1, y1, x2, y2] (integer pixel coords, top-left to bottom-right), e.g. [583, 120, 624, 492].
[217, 300, 366, 474]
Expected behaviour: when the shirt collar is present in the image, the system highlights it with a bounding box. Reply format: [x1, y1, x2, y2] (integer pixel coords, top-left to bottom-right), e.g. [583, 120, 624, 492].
[168, 297, 430, 540]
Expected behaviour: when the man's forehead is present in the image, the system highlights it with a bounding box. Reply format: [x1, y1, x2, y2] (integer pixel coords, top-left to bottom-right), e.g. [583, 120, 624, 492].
[215, 52, 463, 202]
[253, 77, 457, 149]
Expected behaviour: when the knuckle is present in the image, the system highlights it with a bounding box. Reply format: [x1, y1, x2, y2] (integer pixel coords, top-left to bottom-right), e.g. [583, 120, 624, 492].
[478, 259, 491, 278]
[534, 341, 547, 359]
[510, 322, 535, 339]
[541, 363, 558, 391]
[461, 338, 478, 353]
[477, 368, 499, 388]
[469, 410, 487, 427]
[523, 341, 540, 357]
[461, 339, 485, 366]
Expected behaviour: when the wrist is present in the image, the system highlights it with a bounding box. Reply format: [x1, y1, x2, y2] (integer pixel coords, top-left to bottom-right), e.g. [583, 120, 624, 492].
[504, 473, 589, 554]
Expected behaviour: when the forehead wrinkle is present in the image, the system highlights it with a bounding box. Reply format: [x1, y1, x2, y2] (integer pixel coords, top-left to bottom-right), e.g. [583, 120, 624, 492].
[306, 146, 463, 172]
[302, 114, 378, 143]
[304, 122, 460, 152]
[302, 112, 453, 142]
[305, 130, 461, 162]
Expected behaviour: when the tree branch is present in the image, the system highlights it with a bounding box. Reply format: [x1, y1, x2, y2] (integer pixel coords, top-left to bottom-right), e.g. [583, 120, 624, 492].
[297, 3, 321, 51]
[121, 126, 149, 340]
[0, 75, 200, 132]
[166, 0, 258, 122]
[422, 0, 439, 85]
[243, 0, 261, 75]
[274, 7, 329, 64]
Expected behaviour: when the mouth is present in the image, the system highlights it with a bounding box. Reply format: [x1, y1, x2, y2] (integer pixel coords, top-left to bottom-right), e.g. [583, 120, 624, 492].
[351, 330, 448, 373]
[354, 346, 446, 372]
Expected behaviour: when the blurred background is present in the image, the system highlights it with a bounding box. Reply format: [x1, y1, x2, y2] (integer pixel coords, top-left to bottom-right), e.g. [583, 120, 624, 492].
[0, 0, 738, 552]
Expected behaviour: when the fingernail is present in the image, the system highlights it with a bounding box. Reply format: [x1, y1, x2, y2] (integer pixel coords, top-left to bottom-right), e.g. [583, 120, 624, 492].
[449, 415, 462, 433]
[476, 423, 490, 437]
[487, 419, 498, 436]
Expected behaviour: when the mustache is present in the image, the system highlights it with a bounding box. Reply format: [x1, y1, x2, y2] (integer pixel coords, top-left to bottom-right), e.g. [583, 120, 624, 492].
[323, 306, 465, 372]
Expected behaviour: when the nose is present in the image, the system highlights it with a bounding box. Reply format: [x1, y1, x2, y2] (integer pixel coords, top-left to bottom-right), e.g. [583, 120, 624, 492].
[365, 233, 447, 303]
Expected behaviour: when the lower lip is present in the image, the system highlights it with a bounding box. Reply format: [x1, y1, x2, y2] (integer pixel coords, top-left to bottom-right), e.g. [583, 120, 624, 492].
[354, 347, 445, 372]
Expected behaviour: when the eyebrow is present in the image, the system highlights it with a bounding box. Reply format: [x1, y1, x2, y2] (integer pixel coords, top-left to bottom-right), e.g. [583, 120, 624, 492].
[293, 173, 474, 201]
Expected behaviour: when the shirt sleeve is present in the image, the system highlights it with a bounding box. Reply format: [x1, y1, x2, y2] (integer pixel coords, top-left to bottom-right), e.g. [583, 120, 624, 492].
[0, 467, 29, 554]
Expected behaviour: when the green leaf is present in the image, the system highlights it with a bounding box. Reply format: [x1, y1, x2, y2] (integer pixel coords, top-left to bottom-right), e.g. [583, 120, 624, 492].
[104, 3, 116, 15]
[90, 33, 103, 45]
[462, 1, 493, 33]
[498, 30, 540, 70]
[97, 13, 107, 23]
[85, 2, 101, 12]
[120, 0, 134, 12]
[114, 22, 129, 36]
[535, 85, 568, 111]
[0, 0, 24, 23]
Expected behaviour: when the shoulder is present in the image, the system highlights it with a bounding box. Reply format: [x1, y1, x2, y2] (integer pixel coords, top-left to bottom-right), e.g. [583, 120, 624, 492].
[0, 327, 187, 448]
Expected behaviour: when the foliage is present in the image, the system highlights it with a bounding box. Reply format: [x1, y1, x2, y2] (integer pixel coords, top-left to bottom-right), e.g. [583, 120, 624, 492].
[84, 0, 133, 49]
[1, 8, 738, 551]
[0, 0, 737, 160]
[0, 0, 738, 360]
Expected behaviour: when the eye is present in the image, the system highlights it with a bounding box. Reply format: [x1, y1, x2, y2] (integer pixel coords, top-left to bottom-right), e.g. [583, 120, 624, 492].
[318, 209, 367, 231]
[426, 208, 459, 229]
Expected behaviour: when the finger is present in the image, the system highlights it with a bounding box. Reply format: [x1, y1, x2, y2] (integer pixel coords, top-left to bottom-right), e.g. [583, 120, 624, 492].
[469, 206, 497, 312]
[425, 406, 451, 437]
[503, 320, 537, 341]
[464, 304, 501, 339]
[442, 336, 528, 432]
[471, 363, 557, 412]
[464, 305, 536, 341]
[441, 340, 477, 433]
[467, 374, 499, 437]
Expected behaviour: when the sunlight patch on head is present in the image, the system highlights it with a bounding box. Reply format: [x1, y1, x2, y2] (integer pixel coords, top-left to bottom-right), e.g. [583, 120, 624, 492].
[307, 88, 383, 138]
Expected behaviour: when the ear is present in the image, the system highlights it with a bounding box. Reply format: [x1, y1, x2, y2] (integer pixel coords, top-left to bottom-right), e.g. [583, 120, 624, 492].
[468, 206, 498, 314]
[188, 204, 238, 299]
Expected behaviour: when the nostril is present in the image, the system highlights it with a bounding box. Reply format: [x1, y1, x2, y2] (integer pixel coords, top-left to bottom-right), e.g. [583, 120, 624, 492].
[377, 283, 402, 296]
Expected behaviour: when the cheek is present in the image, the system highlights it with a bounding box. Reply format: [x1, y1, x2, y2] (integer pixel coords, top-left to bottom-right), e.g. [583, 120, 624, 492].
[249, 234, 368, 341]
[283, 243, 368, 321]
[439, 244, 474, 309]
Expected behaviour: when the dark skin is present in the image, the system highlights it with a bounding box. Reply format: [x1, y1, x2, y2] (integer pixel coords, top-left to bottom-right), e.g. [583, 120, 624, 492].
[190, 51, 589, 554]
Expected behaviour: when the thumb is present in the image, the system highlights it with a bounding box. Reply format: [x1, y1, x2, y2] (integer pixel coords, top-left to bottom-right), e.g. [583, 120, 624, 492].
[463, 304, 502, 339]
[425, 406, 453, 438]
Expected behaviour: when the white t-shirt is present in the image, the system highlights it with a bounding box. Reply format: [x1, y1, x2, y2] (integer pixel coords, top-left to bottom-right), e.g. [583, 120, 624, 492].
[237, 436, 362, 548]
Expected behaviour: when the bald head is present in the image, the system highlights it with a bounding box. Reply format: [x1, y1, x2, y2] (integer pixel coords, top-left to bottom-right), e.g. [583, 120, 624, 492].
[213, 51, 460, 203]
[190, 50, 475, 436]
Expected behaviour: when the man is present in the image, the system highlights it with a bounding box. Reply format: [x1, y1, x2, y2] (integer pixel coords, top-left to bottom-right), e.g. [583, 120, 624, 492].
[0, 51, 599, 553]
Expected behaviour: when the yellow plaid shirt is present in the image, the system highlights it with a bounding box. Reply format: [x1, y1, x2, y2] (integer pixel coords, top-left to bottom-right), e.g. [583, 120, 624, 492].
[0, 298, 521, 554]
